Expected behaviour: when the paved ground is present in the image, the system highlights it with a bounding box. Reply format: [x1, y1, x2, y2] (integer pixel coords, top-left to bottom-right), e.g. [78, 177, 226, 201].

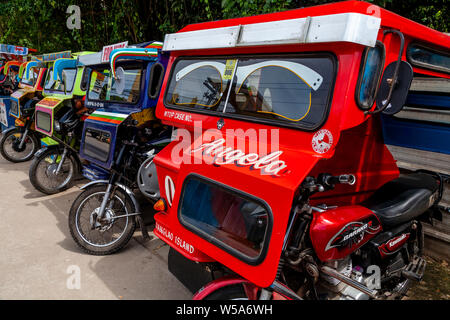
[0, 157, 191, 300]
[0, 154, 448, 300]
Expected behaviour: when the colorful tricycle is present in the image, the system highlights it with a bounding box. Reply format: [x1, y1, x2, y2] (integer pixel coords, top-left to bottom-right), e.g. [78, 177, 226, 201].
[67, 41, 172, 255]
[0, 51, 73, 162]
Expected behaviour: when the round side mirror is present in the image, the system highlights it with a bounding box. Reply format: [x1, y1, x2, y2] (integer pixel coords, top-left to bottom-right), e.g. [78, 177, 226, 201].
[114, 67, 125, 95]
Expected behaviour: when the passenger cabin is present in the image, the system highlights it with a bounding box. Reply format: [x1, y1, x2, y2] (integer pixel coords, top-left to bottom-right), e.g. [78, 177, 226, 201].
[152, 0, 450, 287]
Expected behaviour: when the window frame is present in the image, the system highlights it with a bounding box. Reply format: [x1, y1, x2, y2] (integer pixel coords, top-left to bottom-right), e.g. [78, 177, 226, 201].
[355, 41, 386, 111]
[177, 173, 273, 266]
[406, 42, 450, 75]
[148, 62, 165, 100]
[164, 52, 337, 131]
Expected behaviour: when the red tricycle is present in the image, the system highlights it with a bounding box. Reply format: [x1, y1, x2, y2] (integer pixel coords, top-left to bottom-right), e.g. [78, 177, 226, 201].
[151, 1, 449, 300]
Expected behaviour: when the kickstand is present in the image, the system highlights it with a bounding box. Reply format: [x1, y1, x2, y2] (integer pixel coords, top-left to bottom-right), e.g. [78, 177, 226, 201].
[136, 215, 150, 241]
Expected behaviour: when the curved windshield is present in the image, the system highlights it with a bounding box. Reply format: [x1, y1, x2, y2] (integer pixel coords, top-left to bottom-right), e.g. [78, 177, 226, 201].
[165, 54, 335, 129]
[44, 67, 77, 93]
[20, 67, 39, 87]
[87, 63, 142, 104]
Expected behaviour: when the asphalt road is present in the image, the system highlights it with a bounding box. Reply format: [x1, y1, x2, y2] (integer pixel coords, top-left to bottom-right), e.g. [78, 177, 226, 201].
[0, 156, 191, 300]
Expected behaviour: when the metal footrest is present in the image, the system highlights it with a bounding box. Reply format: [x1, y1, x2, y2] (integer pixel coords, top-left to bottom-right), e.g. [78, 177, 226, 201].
[402, 256, 426, 282]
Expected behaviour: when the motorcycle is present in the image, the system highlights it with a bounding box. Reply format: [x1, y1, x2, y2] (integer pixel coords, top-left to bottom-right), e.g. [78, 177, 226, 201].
[0, 52, 73, 163]
[68, 42, 172, 255]
[28, 52, 94, 194]
[149, 1, 449, 300]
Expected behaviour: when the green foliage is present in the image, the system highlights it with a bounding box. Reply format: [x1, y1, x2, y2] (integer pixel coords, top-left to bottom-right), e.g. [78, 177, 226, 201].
[0, 0, 448, 54]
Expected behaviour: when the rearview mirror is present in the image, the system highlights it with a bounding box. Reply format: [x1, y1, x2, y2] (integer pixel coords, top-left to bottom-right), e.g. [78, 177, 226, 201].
[375, 61, 413, 115]
[114, 67, 125, 95]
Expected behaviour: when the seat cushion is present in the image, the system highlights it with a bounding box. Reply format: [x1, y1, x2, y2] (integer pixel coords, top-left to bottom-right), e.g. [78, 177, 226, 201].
[362, 173, 438, 228]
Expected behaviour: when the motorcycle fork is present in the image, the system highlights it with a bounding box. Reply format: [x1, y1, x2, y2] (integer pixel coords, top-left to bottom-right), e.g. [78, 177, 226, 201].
[55, 147, 68, 175]
[18, 119, 32, 149]
[97, 144, 127, 220]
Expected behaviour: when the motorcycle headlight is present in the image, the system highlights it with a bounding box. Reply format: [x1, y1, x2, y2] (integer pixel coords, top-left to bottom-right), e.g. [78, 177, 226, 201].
[54, 120, 61, 132]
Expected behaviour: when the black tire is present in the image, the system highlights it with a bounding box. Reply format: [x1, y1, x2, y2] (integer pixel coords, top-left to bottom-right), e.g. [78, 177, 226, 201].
[203, 284, 249, 300]
[0, 128, 40, 162]
[29, 147, 76, 194]
[68, 185, 137, 255]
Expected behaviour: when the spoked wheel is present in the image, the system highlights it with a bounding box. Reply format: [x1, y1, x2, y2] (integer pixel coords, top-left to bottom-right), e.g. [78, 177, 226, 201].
[0, 128, 39, 162]
[68, 185, 137, 255]
[29, 147, 76, 194]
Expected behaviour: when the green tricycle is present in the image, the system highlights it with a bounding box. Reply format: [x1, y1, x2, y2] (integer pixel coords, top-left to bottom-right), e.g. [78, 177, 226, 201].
[28, 51, 94, 194]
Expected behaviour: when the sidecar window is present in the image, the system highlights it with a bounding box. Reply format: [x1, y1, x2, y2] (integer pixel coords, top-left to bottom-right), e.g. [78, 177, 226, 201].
[87, 63, 143, 104]
[164, 54, 336, 130]
[20, 67, 38, 87]
[88, 69, 111, 101]
[166, 60, 225, 110]
[407, 43, 450, 74]
[356, 42, 385, 110]
[44, 67, 76, 93]
[179, 176, 272, 265]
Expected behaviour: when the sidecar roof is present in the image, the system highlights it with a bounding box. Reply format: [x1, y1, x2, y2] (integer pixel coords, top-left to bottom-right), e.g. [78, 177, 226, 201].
[164, 0, 449, 78]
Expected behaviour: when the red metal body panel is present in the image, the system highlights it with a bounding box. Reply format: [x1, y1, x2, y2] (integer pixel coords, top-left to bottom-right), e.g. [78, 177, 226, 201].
[310, 205, 382, 262]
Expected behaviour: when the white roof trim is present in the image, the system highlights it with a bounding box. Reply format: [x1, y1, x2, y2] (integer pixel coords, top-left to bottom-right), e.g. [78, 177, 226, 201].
[163, 12, 381, 51]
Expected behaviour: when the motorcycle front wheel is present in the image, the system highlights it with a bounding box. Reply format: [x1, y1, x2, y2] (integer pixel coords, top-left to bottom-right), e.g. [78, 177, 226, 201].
[68, 185, 137, 255]
[29, 147, 76, 194]
[0, 128, 39, 162]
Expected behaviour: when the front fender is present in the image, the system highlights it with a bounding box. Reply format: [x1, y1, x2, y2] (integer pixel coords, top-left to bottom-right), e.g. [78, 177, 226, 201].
[33, 145, 59, 158]
[193, 275, 260, 300]
[34, 145, 82, 173]
[1, 127, 22, 136]
[79, 180, 141, 214]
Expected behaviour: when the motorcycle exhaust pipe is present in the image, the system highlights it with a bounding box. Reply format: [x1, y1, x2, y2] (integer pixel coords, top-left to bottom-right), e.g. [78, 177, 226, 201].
[320, 266, 378, 299]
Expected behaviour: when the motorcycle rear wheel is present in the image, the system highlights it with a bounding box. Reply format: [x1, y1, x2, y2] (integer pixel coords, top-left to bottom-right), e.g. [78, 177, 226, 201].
[0, 128, 39, 163]
[68, 185, 137, 255]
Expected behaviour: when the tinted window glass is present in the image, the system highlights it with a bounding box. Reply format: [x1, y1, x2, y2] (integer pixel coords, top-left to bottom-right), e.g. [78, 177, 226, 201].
[167, 59, 225, 110]
[88, 63, 142, 104]
[83, 128, 111, 162]
[165, 55, 335, 129]
[357, 43, 384, 110]
[180, 177, 270, 262]
[407, 44, 450, 74]
[44, 68, 77, 92]
[36, 111, 51, 132]
[9, 100, 18, 116]
[20, 67, 38, 87]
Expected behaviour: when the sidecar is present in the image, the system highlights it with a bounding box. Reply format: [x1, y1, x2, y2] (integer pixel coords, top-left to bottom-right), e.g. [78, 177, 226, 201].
[150, 0, 449, 292]
[9, 51, 72, 122]
[78, 41, 168, 178]
[0, 44, 37, 131]
[33, 51, 92, 139]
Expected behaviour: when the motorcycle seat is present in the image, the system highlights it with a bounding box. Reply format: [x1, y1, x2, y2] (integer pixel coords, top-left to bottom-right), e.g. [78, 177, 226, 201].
[362, 173, 438, 228]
